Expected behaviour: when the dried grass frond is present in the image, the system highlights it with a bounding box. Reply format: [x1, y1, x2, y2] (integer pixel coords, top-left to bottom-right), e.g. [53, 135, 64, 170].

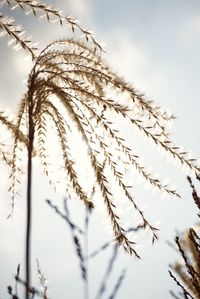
[0, 104, 30, 214]
[170, 232, 200, 299]
[0, 108, 27, 144]
[0, 13, 36, 57]
[8, 37, 200, 255]
[9, 97, 28, 215]
[171, 229, 200, 299]
[0, 0, 102, 56]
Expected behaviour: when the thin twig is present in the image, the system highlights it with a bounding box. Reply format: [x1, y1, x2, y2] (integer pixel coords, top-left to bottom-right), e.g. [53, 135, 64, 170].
[46, 199, 84, 234]
[108, 269, 126, 299]
[94, 244, 118, 299]
[169, 270, 194, 299]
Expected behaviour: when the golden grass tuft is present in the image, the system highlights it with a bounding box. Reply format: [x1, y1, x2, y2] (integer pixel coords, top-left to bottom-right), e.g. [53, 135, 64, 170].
[4, 38, 198, 255]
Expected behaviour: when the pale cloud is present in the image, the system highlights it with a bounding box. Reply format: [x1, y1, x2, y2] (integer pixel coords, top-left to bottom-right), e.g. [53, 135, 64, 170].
[101, 30, 175, 118]
[103, 30, 148, 83]
[183, 14, 200, 38]
[61, 0, 91, 20]
[188, 14, 200, 32]
[12, 51, 32, 78]
[0, 50, 32, 110]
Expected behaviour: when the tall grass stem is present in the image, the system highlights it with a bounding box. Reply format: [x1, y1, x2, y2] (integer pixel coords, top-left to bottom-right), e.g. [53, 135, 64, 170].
[25, 87, 34, 299]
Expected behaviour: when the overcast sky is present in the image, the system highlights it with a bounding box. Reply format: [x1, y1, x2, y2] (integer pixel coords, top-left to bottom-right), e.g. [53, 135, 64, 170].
[1, 1, 200, 298]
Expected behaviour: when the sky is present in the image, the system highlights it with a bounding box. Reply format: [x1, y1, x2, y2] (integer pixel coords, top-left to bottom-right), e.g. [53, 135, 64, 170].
[0, 0, 200, 298]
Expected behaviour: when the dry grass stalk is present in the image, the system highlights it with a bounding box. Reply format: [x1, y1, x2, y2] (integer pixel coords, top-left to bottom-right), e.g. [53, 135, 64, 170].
[8, 37, 199, 254]
[1, 1, 200, 296]
[169, 177, 200, 298]
[5, 36, 200, 256]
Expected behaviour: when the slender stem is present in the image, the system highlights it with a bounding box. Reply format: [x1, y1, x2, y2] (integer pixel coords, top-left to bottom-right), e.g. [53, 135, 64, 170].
[26, 86, 34, 299]
[84, 208, 89, 299]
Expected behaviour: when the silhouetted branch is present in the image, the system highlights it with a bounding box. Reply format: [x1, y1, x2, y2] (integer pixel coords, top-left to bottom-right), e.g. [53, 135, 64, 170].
[108, 269, 126, 299]
[88, 226, 142, 259]
[169, 270, 194, 299]
[47, 198, 86, 281]
[46, 199, 84, 234]
[169, 290, 183, 299]
[187, 176, 200, 215]
[95, 244, 118, 299]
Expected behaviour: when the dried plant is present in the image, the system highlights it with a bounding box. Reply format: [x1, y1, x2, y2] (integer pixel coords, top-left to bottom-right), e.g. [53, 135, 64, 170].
[0, 2, 101, 298]
[3, 29, 200, 299]
[1, 1, 200, 298]
[12, 36, 200, 256]
[7, 265, 20, 299]
[169, 177, 200, 298]
[7, 264, 40, 299]
[7, 262, 50, 299]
